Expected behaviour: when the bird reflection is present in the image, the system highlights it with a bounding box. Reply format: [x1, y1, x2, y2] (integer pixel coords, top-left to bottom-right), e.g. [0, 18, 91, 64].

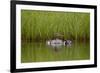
[46, 39, 72, 52]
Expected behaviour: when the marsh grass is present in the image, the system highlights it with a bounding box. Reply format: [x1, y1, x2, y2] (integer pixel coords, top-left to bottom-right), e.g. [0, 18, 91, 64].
[21, 10, 90, 42]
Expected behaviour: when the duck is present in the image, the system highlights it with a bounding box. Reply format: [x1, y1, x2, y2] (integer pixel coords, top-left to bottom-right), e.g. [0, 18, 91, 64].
[46, 39, 72, 46]
[46, 39, 63, 49]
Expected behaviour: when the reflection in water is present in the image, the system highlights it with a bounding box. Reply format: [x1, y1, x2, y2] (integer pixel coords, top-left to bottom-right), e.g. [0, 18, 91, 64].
[21, 42, 90, 63]
[46, 41, 72, 52]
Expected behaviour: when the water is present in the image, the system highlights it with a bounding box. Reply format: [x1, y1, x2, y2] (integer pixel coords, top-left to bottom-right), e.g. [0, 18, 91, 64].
[21, 42, 90, 63]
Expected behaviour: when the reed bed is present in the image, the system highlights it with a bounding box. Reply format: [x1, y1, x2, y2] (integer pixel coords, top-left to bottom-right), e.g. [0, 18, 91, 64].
[21, 10, 90, 42]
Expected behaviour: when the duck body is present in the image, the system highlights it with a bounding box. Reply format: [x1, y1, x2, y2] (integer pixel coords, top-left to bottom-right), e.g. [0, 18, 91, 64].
[46, 39, 63, 49]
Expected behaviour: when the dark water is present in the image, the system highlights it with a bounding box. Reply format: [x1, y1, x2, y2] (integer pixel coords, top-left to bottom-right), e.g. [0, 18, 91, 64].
[21, 42, 90, 63]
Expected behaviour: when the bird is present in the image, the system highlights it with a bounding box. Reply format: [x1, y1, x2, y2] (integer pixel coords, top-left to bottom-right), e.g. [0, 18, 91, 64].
[64, 40, 72, 45]
[46, 38, 63, 45]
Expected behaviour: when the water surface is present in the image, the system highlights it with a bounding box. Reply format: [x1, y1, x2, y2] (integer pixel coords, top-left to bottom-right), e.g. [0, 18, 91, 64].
[21, 42, 90, 63]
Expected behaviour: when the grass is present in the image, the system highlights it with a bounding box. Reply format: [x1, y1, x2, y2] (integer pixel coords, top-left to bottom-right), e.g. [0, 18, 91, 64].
[21, 10, 90, 42]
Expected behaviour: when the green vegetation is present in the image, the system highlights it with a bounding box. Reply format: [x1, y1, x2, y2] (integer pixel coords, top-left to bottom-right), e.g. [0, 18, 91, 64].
[21, 10, 90, 42]
[21, 10, 90, 63]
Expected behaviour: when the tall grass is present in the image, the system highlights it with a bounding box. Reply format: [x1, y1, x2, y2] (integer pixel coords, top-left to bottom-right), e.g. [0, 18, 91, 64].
[21, 10, 90, 42]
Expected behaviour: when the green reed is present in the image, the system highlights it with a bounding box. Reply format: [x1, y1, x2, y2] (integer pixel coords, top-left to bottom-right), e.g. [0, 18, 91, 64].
[21, 10, 90, 42]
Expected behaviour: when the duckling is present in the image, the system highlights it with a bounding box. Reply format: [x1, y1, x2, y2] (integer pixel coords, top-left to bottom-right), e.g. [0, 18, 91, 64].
[64, 40, 72, 46]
